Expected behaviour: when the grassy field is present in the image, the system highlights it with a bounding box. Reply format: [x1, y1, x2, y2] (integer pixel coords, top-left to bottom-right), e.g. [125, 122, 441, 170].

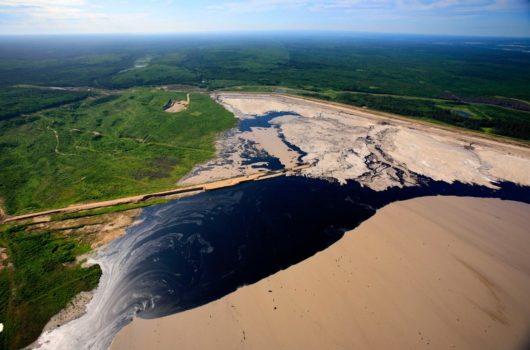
[0, 88, 236, 215]
[0, 223, 101, 349]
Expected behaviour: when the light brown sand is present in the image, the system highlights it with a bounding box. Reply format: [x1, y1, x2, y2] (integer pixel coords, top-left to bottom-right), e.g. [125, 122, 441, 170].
[241, 127, 299, 168]
[165, 93, 190, 113]
[21, 208, 142, 249]
[111, 196, 530, 350]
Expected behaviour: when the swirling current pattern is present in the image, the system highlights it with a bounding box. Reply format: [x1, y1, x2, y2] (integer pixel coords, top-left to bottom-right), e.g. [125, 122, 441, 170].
[36, 176, 530, 349]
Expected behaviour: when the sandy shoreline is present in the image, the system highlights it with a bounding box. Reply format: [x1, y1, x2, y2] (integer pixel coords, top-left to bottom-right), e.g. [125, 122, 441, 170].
[111, 196, 530, 350]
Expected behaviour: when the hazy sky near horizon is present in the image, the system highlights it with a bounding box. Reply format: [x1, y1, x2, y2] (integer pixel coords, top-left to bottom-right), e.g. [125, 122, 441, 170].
[0, 0, 529, 37]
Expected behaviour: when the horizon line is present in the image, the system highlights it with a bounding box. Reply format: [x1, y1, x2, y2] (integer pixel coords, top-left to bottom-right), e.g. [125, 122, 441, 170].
[0, 30, 529, 40]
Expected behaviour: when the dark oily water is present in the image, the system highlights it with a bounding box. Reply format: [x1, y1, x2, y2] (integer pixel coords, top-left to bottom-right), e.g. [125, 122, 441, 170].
[41, 176, 530, 349]
[238, 111, 299, 132]
[124, 176, 530, 320]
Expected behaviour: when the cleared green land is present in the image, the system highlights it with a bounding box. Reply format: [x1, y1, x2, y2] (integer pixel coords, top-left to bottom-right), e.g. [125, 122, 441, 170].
[0, 89, 236, 215]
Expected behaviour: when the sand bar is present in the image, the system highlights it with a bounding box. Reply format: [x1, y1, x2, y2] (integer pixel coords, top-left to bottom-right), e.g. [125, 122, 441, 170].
[112, 196, 530, 350]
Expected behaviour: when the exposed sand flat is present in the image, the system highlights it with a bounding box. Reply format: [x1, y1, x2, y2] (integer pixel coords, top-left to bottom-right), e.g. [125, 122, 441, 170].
[241, 127, 299, 168]
[112, 196, 530, 350]
[177, 129, 271, 186]
[213, 93, 530, 190]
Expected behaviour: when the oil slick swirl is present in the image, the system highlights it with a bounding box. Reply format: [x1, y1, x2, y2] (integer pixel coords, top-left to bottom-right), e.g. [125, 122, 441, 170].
[36, 176, 530, 350]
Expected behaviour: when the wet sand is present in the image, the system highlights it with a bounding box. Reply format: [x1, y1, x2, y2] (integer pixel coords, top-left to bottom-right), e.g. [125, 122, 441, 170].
[111, 196, 530, 350]
[241, 127, 299, 168]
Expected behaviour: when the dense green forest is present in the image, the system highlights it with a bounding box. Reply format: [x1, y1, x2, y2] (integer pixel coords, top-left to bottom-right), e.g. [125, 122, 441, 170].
[1, 35, 529, 100]
[0, 87, 91, 121]
[0, 34, 528, 139]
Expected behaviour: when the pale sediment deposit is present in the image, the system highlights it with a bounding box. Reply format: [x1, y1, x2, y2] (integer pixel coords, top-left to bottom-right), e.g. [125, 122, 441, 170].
[240, 127, 299, 168]
[204, 93, 530, 190]
[178, 128, 271, 185]
[112, 196, 530, 350]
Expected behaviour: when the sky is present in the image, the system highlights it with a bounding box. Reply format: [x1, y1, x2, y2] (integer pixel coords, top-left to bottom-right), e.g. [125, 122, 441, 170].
[0, 0, 529, 37]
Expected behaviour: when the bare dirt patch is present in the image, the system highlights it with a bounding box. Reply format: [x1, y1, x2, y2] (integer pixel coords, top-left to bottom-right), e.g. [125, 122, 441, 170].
[25, 208, 142, 249]
[164, 93, 190, 113]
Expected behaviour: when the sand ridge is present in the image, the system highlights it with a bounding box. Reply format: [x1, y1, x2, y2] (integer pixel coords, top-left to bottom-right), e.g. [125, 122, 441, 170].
[111, 196, 530, 350]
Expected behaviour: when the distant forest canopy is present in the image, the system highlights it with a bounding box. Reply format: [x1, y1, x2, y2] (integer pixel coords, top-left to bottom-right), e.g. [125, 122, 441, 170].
[1, 34, 529, 100]
[0, 33, 529, 140]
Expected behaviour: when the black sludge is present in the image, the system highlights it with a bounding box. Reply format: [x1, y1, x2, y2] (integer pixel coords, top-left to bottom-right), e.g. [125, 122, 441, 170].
[117, 176, 530, 319]
[127, 176, 376, 319]
[47, 175, 529, 349]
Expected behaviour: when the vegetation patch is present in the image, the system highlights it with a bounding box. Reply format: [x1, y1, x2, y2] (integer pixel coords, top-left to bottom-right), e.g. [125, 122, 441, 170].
[0, 89, 236, 215]
[48, 198, 170, 223]
[110, 65, 196, 88]
[0, 224, 101, 349]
